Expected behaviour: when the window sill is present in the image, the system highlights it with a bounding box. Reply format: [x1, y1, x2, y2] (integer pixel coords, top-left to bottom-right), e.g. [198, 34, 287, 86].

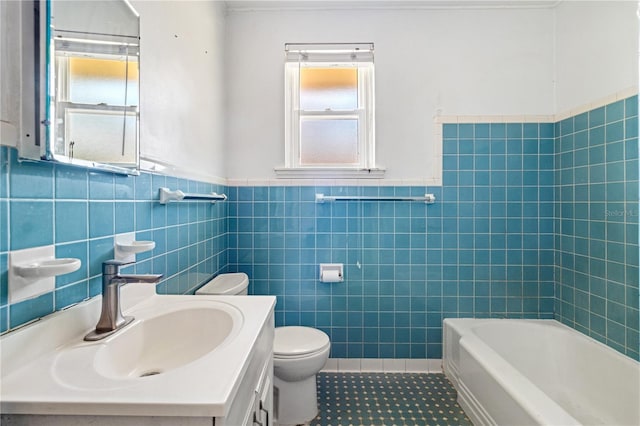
[274, 167, 386, 179]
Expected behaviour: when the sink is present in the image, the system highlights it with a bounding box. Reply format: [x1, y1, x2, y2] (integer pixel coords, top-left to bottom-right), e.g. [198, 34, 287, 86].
[53, 300, 243, 389]
[95, 306, 238, 379]
[1, 285, 276, 418]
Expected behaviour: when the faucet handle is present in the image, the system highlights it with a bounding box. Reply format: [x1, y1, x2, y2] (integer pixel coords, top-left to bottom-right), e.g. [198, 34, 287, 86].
[104, 259, 134, 266]
[102, 259, 134, 274]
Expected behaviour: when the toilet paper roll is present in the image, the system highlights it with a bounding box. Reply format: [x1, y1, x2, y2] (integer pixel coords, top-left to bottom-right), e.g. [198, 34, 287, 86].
[321, 270, 342, 282]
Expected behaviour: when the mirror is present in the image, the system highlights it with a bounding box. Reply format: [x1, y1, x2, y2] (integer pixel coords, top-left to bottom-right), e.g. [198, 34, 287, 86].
[21, 0, 140, 174]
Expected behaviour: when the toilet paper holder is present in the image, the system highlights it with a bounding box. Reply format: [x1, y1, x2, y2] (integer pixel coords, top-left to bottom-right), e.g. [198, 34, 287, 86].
[319, 263, 344, 282]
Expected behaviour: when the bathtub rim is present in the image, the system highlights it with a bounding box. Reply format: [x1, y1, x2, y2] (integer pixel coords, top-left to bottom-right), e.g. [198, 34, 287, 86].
[459, 330, 582, 426]
[443, 318, 640, 426]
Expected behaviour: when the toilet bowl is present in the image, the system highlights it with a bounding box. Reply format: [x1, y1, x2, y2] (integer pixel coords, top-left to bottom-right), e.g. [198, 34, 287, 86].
[273, 326, 330, 426]
[196, 273, 331, 425]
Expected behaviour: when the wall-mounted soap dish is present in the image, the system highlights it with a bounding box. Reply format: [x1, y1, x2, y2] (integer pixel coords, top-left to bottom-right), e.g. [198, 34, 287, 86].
[114, 233, 155, 262]
[13, 258, 81, 279]
[8, 245, 82, 304]
[115, 241, 156, 254]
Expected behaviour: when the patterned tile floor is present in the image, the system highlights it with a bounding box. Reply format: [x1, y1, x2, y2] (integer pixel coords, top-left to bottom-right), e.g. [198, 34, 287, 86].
[309, 372, 473, 426]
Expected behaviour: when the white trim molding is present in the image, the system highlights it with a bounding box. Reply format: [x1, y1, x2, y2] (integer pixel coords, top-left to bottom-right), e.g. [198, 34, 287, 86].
[554, 86, 638, 122]
[433, 86, 638, 126]
[322, 358, 443, 373]
[228, 176, 441, 187]
[145, 87, 637, 188]
[274, 166, 386, 179]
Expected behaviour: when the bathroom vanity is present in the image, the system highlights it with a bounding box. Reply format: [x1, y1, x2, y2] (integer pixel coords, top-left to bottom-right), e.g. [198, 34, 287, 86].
[0, 285, 276, 426]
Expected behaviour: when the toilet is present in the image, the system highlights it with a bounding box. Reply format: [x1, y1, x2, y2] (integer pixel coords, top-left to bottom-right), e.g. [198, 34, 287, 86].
[196, 273, 331, 425]
[273, 326, 330, 425]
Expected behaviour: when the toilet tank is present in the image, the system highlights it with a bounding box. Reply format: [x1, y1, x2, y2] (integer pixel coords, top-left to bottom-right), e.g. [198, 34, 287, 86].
[195, 273, 249, 295]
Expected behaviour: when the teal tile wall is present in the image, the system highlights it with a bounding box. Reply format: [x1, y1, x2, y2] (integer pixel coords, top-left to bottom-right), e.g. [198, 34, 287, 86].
[228, 122, 557, 359]
[0, 147, 228, 332]
[555, 96, 639, 360]
[228, 98, 639, 361]
[2, 98, 638, 362]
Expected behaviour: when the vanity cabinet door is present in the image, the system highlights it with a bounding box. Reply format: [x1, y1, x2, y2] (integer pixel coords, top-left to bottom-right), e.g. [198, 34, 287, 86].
[253, 372, 272, 426]
[241, 359, 272, 426]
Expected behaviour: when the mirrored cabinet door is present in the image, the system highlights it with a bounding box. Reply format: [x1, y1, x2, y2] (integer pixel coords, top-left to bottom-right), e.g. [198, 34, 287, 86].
[20, 0, 141, 175]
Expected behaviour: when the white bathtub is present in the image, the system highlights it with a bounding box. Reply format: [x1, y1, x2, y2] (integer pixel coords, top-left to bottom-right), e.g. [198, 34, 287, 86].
[443, 319, 640, 426]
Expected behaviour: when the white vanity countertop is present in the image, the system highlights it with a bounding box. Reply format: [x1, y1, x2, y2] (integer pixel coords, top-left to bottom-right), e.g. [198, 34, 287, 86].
[0, 285, 276, 417]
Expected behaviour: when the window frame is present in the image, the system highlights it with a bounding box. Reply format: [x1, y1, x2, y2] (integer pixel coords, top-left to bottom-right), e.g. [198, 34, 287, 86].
[278, 43, 383, 178]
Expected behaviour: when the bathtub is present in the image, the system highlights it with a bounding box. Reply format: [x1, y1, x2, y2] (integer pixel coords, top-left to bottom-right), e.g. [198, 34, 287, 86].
[443, 319, 640, 426]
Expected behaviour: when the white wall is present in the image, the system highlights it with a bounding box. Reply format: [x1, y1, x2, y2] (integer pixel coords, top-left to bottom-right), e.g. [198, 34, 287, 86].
[5, 1, 635, 183]
[132, 0, 227, 183]
[554, 1, 638, 114]
[1, 0, 227, 183]
[224, 6, 555, 182]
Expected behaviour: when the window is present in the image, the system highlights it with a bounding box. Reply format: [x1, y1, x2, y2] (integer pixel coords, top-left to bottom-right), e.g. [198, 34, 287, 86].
[53, 39, 139, 165]
[277, 43, 383, 178]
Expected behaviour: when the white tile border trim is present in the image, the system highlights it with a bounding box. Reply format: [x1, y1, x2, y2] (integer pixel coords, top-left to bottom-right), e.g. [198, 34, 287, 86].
[434, 114, 554, 125]
[433, 86, 638, 126]
[145, 87, 637, 188]
[226, 177, 442, 187]
[230, 88, 637, 187]
[321, 358, 443, 373]
[554, 86, 638, 122]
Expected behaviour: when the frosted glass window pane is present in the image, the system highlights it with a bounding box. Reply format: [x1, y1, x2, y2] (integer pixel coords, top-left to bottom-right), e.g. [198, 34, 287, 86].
[66, 110, 137, 164]
[300, 119, 358, 165]
[300, 67, 357, 111]
[67, 57, 139, 106]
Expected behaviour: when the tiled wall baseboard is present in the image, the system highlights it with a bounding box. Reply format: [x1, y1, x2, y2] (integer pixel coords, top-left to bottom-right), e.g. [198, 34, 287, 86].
[322, 358, 443, 373]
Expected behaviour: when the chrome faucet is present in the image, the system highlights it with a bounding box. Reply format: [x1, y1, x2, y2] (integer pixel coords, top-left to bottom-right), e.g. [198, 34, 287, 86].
[84, 259, 163, 341]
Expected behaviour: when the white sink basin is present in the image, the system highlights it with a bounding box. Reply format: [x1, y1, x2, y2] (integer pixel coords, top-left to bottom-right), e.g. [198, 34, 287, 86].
[95, 305, 238, 379]
[52, 300, 243, 390]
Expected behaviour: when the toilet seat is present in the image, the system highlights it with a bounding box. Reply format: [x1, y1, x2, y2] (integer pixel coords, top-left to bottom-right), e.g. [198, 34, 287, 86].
[195, 272, 249, 295]
[274, 344, 331, 360]
[274, 326, 330, 358]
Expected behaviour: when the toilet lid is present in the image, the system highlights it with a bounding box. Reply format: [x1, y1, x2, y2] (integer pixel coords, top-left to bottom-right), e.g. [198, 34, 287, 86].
[273, 326, 330, 357]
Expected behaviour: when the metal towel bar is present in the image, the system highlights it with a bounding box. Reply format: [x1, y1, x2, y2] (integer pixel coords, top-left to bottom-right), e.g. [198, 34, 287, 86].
[315, 193, 436, 204]
[158, 187, 227, 204]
